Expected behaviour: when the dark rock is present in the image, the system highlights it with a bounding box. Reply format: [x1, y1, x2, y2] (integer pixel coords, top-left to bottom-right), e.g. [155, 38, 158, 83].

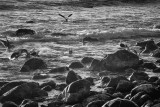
[26, 20, 35, 23]
[23, 101, 38, 107]
[0, 81, 27, 96]
[101, 76, 110, 86]
[116, 80, 134, 93]
[66, 70, 81, 85]
[40, 80, 56, 89]
[2, 101, 18, 107]
[152, 103, 160, 107]
[41, 85, 52, 91]
[49, 66, 69, 73]
[69, 61, 84, 69]
[55, 83, 67, 91]
[58, 79, 91, 104]
[84, 77, 95, 85]
[47, 101, 63, 107]
[19, 58, 47, 72]
[89, 59, 102, 71]
[136, 39, 154, 49]
[98, 71, 109, 77]
[157, 41, 160, 47]
[148, 76, 159, 82]
[102, 50, 139, 71]
[153, 24, 160, 29]
[141, 100, 153, 107]
[151, 48, 160, 58]
[129, 71, 149, 82]
[102, 87, 115, 95]
[0, 82, 8, 88]
[130, 92, 151, 106]
[83, 37, 99, 43]
[86, 100, 105, 107]
[156, 59, 160, 63]
[142, 62, 157, 70]
[131, 84, 160, 99]
[81, 57, 94, 65]
[32, 73, 49, 80]
[142, 41, 158, 53]
[102, 98, 139, 107]
[153, 67, 160, 73]
[0, 82, 47, 105]
[15, 29, 36, 37]
[83, 94, 112, 107]
[106, 76, 128, 88]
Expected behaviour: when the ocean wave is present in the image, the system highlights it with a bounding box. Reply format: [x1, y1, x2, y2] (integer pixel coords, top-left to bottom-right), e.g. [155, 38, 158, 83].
[77, 28, 160, 40]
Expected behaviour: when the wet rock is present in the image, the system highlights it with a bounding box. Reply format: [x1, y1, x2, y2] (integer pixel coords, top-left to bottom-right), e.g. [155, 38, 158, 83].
[69, 61, 84, 69]
[129, 71, 149, 82]
[116, 80, 134, 93]
[2, 101, 18, 107]
[101, 50, 139, 71]
[66, 70, 81, 85]
[81, 57, 94, 65]
[124, 94, 131, 100]
[0, 81, 27, 96]
[49, 67, 69, 73]
[48, 101, 63, 107]
[98, 71, 109, 77]
[141, 100, 153, 107]
[156, 59, 160, 63]
[153, 67, 160, 73]
[84, 77, 95, 85]
[0, 82, 47, 105]
[131, 84, 160, 99]
[19, 58, 47, 72]
[106, 76, 128, 88]
[102, 87, 115, 95]
[101, 76, 110, 86]
[41, 85, 52, 92]
[148, 76, 159, 82]
[32, 73, 49, 80]
[142, 62, 157, 70]
[152, 103, 160, 107]
[0, 82, 8, 88]
[55, 83, 67, 91]
[15, 29, 36, 37]
[58, 79, 91, 104]
[142, 41, 158, 53]
[83, 94, 112, 107]
[23, 101, 38, 107]
[151, 48, 160, 58]
[130, 92, 151, 106]
[86, 100, 105, 107]
[136, 39, 154, 50]
[102, 98, 139, 107]
[153, 24, 160, 29]
[40, 80, 56, 89]
[82, 37, 99, 44]
[89, 59, 102, 71]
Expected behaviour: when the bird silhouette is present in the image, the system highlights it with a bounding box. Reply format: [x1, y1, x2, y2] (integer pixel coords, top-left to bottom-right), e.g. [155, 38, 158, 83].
[0, 36, 14, 52]
[58, 13, 72, 22]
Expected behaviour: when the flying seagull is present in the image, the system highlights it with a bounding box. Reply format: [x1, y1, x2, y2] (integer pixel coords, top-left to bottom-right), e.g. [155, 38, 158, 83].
[58, 13, 72, 22]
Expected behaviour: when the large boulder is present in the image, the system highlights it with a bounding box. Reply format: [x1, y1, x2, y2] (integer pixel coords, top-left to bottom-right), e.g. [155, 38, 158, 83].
[15, 29, 36, 37]
[0, 81, 27, 96]
[69, 61, 84, 69]
[129, 71, 149, 82]
[131, 84, 160, 99]
[58, 79, 91, 104]
[0, 82, 47, 105]
[101, 50, 139, 71]
[19, 58, 47, 72]
[81, 57, 94, 65]
[66, 70, 81, 85]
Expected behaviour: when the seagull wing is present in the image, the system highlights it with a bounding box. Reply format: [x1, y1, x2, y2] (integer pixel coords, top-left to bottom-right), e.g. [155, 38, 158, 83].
[58, 14, 67, 20]
[68, 14, 72, 17]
